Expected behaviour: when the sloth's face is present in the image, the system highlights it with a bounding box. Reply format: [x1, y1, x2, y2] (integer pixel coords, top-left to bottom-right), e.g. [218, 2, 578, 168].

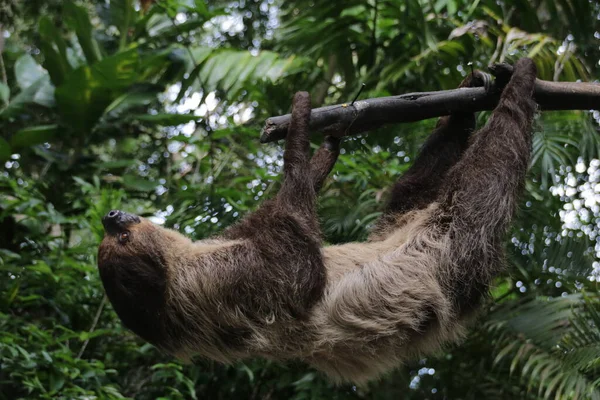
[98, 210, 172, 345]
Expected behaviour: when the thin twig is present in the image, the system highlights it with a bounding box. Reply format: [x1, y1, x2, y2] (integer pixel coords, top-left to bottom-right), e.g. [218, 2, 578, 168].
[76, 295, 107, 359]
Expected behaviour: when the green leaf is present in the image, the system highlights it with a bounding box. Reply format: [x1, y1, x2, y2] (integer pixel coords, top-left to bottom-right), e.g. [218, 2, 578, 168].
[110, 0, 136, 49]
[90, 48, 140, 90]
[55, 49, 141, 132]
[447, 0, 457, 15]
[4, 282, 19, 305]
[31, 78, 56, 108]
[186, 49, 300, 100]
[139, 47, 189, 82]
[64, 0, 103, 64]
[103, 84, 162, 119]
[146, 13, 173, 37]
[122, 175, 159, 191]
[146, 16, 206, 38]
[194, 0, 210, 16]
[10, 125, 59, 149]
[0, 75, 54, 119]
[340, 5, 368, 18]
[48, 373, 65, 393]
[175, 47, 213, 101]
[27, 262, 53, 275]
[38, 17, 73, 86]
[0, 83, 9, 106]
[0, 137, 11, 161]
[14, 55, 47, 90]
[132, 113, 200, 125]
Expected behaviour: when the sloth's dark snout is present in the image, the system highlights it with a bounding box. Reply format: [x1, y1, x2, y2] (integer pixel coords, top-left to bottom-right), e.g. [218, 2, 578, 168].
[102, 210, 141, 234]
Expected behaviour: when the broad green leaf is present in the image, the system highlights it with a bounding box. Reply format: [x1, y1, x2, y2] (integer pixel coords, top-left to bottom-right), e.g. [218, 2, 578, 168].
[38, 17, 73, 86]
[55, 69, 112, 133]
[10, 125, 59, 149]
[0, 75, 55, 119]
[136, 47, 189, 83]
[90, 48, 140, 90]
[14, 55, 46, 90]
[32, 79, 56, 108]
[64, 0, 103, 64]
[55, 49, 141, 132]
[447, 0, 457, 15]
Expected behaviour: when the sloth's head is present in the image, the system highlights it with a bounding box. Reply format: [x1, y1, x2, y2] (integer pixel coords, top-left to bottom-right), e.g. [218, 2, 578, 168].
[97, 210, 189, 346]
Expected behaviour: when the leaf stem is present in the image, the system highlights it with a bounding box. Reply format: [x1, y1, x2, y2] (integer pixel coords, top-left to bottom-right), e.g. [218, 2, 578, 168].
[76, 295, 107, 359]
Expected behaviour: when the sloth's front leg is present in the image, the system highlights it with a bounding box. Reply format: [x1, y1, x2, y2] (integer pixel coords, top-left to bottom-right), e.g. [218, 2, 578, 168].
[310, 136, 341, 192]
[276, 91, 319, 216]
[223, 92, 329, 318]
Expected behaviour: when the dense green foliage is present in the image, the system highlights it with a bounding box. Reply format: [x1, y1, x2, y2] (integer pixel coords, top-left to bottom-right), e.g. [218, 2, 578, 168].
[1, 0, 600, 398]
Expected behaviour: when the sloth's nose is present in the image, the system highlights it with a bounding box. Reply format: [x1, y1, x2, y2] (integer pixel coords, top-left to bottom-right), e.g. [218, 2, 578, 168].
[102, 210, 141, 234]
[107, 210, 120, 219]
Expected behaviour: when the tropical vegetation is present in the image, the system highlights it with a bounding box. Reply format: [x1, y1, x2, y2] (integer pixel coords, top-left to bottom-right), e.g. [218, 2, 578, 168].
[1, 0, 599, 398]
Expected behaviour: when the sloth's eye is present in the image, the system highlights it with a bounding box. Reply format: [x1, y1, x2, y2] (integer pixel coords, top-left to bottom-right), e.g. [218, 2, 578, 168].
[118, 231, 130, 244]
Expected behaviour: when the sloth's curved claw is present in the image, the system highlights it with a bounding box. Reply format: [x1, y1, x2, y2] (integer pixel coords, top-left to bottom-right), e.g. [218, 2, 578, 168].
[460, 70, 492, 93]
[322, 136, 341, 151]
[488, 62, 514, 77]
[464, 70, 493, 93]
[476, 71, 493, 93]
[488, 63, 514, 90]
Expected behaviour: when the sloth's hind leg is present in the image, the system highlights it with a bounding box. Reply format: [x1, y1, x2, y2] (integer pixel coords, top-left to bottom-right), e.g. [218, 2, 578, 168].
[310, 136, 341, 192]
[370, 72, 490, 239]
[277, 91, 316, 213]
[436, 58, 537, 314]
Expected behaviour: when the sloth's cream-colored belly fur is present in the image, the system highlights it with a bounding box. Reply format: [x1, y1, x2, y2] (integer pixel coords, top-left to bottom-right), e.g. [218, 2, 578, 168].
[322, 204, 436, 282]
[307, 204, 469, 383]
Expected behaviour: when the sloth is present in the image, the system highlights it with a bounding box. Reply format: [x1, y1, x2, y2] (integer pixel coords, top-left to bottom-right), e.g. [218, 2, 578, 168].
[98, 58, 538, 383]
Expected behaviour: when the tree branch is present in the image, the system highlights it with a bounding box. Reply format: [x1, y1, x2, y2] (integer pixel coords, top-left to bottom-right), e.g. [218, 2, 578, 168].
[260, 76, 600, 143]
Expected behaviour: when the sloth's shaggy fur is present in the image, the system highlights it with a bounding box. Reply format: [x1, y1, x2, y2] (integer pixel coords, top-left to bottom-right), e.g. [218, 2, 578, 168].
[98, 58, 538, 383]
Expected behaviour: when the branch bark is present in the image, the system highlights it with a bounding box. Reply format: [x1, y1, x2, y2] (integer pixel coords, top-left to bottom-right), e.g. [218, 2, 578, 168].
[260, 77, 600, 143]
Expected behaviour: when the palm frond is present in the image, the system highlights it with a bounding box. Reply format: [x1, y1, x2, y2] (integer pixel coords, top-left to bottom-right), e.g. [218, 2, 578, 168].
[179, 48, 307, 102]
[485, 295, 600, 399]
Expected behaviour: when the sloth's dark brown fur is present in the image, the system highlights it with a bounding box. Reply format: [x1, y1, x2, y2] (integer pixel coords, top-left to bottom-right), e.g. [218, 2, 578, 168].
[98, 59, 538, 383]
